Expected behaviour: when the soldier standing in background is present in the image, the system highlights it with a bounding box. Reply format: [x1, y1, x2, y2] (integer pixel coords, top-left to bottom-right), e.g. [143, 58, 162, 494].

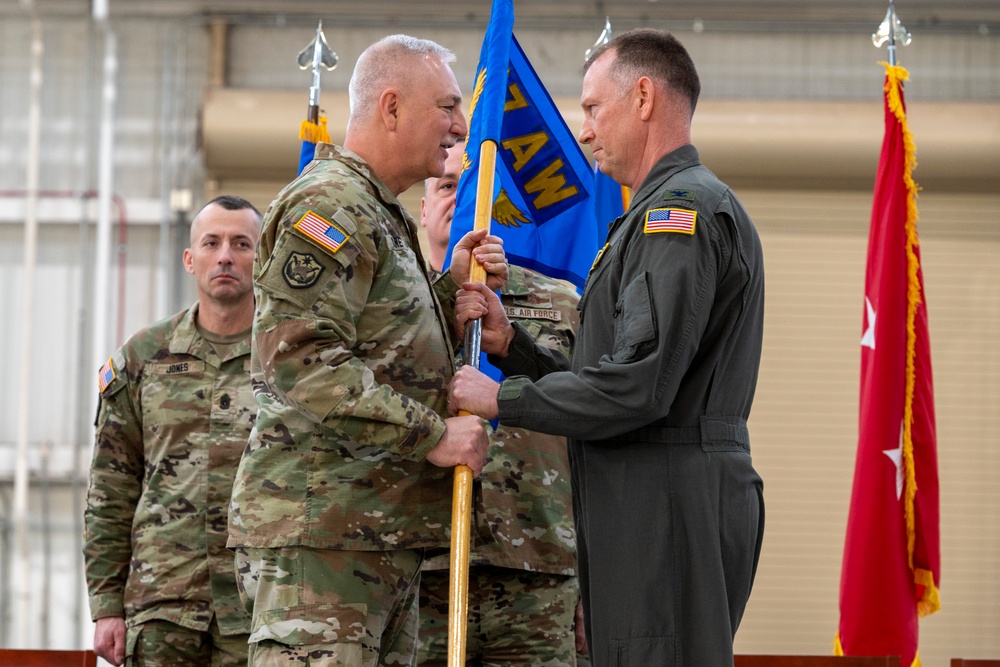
[227, 35, 508, 667]
[417, 141, 587, 666]
[83, 195, 262, 666]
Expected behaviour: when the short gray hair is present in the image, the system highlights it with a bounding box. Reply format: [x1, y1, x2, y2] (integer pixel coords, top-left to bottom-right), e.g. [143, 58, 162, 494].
[585, 29, 701, 117]
[348, 35, 456, 123]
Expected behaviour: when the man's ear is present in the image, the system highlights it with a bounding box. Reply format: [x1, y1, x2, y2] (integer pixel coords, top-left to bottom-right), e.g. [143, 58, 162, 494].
[182, 248, 195, 275]
[635, 76, 655, 121]
[380, 88, 401, 131]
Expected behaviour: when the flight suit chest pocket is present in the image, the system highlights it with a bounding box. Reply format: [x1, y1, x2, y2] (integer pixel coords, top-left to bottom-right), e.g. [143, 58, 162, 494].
[611, 272, 657, 363]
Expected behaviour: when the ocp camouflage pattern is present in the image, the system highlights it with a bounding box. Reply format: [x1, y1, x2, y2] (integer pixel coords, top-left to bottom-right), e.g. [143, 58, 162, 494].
[423, 265, 579, 575]
[235, 546, 421, 666]
[83, 303, 254, 635]
[228, 143, 463, 553]
[418, 567, 579, 666]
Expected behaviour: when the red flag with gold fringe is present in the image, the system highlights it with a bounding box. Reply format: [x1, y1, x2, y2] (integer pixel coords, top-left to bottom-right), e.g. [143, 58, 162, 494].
[836, 62, 940, 667]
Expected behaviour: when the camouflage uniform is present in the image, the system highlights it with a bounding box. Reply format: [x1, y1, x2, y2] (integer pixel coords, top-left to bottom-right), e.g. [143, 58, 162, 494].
[83, 303, 254, 665]
[228, 143, 462, 666]
[418, 265, 581, 667]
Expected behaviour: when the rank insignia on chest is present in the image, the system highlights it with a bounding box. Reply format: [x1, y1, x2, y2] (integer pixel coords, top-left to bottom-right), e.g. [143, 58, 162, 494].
[98, 357, 115, 392]
[293, 210, 350, 255]
[664, 189, 696, 202]
[283, 251, 326, 289]
[644, 208, 697, 235]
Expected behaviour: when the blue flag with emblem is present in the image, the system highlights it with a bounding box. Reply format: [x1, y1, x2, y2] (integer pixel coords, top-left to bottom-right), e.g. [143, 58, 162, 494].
[445, 0, 601, 292]
[296, 22, 338, 174]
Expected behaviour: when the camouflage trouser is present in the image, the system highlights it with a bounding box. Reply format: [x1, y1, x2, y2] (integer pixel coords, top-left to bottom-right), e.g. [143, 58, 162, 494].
[125, 617, 249, 667]
[417, 565, 579, 667]
[235, 546, 422, 667]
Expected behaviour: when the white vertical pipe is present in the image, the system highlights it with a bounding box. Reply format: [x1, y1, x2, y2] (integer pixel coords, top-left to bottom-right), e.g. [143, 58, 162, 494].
[12, 16, 44, 648]
[158, 34, 176, 322]
[91, 23, 117, 405]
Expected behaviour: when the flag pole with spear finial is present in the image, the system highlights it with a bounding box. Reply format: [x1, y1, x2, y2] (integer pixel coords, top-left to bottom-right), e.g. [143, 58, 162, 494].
[447, 2, 514, 662]
[586, 16, 612, 62]
[872, 0, 911, 67]
[296, 21, 338, 174]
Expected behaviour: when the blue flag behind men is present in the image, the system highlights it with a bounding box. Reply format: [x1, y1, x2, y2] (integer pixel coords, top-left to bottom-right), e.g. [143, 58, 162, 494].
[593, 166, 629, 233]
[298, 116, 330, 175]
[445, 0, 603, 292]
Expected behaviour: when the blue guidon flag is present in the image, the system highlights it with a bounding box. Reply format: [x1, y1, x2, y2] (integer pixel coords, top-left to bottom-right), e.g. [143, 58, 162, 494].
[445, 0, 602, 292]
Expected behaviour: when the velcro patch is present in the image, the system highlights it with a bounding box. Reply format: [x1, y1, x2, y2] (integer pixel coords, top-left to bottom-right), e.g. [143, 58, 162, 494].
[283, 251, 326, 289]
[504, 306, 562, 322]
[293, 210, 350, 255]
[148, 360, 207, 375]
[664, 189, 696, 202]
[644, 208, 697, 235]
[98, 357, 116, 392]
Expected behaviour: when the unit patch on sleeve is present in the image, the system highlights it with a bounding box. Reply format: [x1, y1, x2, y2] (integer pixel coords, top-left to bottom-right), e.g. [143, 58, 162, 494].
[282, 251, 326, 289]
[293, 210, 350, 255]
[644, 208, 697, 235]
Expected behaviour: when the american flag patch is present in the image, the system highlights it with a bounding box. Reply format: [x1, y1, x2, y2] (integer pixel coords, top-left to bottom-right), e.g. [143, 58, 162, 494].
[98, 357, 116, 392]
[644, 208, 697, 235]
[293, 210, 349, 255]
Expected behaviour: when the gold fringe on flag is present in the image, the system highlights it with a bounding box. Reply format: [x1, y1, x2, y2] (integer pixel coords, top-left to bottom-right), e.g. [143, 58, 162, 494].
[882, 62, 940, 620]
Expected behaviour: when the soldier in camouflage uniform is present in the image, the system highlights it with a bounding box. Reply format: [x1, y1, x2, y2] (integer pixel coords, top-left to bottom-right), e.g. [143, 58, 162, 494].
[417, 143, 585, 666]
[83, 195, 263, 666]
[227, 35, 508, 667]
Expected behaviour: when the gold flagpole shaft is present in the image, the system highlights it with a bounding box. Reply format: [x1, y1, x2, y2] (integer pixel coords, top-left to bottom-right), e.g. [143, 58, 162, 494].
[447, 139, 497, 667]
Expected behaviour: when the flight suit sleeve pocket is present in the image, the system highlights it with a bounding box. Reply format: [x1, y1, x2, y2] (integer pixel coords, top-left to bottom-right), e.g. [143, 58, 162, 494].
[611, 272, 657, 362]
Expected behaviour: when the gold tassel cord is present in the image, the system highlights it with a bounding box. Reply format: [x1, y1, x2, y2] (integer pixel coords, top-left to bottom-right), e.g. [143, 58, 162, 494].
[299, 116, 331, 144]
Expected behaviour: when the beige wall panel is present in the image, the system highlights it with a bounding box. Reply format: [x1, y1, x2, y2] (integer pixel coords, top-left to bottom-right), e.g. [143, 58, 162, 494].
[732, 190, 1000, 666]
[202, 91, 1000, 194]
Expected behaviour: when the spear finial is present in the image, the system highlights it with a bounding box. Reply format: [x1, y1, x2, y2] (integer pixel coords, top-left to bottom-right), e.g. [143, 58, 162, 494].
[297, 21, 338, 124]
[585, 16, 613, 62]
[872, 0, 911, 67]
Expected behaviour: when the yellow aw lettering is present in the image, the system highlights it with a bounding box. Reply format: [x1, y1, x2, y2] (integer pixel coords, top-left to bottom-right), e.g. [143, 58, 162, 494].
[526, 159, 578, 208]
[505, 83, 529, 112]
[501, 132, 548, 171]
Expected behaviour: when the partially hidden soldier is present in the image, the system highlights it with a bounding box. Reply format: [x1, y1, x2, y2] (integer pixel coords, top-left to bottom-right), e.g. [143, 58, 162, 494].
[417, 141, 585, 666]
[83, 195, 263, 666]
[227, 35, 508, 667]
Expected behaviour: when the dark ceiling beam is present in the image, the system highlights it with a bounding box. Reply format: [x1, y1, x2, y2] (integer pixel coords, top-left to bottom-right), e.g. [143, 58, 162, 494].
[10, 0, 1000, 32]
